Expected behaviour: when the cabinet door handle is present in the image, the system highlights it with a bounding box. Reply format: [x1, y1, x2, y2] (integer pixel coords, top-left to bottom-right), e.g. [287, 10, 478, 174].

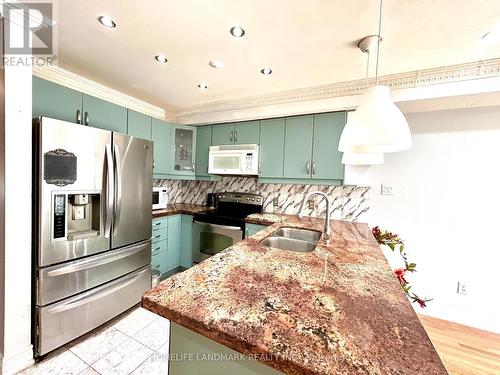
[76, 109, 81, 124]
[192, 161, 195, 171]
[234, 130, 238, 143]
[229, 131, 233, 142]
[312, 161, 316, 175]
[154, 247, 161, 252]
[306, 161, 311, 175]
[84, 112, 89, 125]
[153, 159, 156, 169]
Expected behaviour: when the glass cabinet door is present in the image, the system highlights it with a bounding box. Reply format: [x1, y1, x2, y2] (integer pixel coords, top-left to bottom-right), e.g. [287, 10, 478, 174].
[171, 125, 196, 175]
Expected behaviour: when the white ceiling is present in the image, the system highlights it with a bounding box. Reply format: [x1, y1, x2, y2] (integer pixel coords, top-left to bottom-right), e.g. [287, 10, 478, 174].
[56, 0, 500, 111]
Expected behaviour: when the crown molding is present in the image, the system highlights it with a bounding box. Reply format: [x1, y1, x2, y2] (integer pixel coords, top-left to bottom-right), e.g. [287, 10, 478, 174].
[170, 58, 500, 123]
[32, 65, 166, 120]
[33, 58, 500, 125]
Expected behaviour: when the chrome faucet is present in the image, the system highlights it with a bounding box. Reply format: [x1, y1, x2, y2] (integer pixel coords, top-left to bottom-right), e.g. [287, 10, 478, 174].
[298, 191, 331, 239]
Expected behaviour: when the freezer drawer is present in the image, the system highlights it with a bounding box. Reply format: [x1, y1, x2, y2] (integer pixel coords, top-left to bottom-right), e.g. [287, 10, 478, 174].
[36, 265, 151, 356]
[37, 240, 151, 306]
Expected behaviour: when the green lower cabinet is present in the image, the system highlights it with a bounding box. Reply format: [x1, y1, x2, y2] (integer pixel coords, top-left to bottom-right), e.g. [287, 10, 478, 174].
[33, 76, 82, 123]
[283, 115, 314, 179]
[195, 126, 212, 177]
[170, 323, 281, 375]
[167, 215, 182, 271]
[259, 118, 285, 178]
[127, 110, 152, 140]
[151, 118, 171, 176]
[311, 112, 345, 180]
[151, 251, 167, 276]
[180, 215, 193, 268]
[245, 223, 267, 237]
[152, 218, 168, 276]
[82, 94, 127, 133]
[152, 239, 167, 257]
[234, 121, 260, 144]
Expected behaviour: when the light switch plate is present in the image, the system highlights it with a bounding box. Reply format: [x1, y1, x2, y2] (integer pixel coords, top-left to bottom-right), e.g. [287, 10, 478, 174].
[273, 197, 279, 207]
[381, 184, 394, 195]
[308, 199, 315, 210]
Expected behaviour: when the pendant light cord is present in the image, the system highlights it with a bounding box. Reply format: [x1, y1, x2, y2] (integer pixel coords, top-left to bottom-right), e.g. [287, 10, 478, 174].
[375, 0, 383, 85]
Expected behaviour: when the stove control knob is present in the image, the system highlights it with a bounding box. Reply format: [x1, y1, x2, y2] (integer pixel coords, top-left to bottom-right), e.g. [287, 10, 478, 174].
[246, 197, 250, 201]
[251, 198, 255, 201]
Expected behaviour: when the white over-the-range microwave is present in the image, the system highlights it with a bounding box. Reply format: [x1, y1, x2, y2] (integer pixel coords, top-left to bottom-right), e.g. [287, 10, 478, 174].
[208, 144, 259, 176]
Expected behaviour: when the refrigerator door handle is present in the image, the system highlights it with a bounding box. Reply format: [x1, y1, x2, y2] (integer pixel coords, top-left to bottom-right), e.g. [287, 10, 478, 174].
[104, 144, 114, 238]
[113, 145, 123, 235]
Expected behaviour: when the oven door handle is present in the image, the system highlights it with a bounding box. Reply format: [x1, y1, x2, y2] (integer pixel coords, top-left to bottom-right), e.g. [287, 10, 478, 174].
[193, 221, 242, 231]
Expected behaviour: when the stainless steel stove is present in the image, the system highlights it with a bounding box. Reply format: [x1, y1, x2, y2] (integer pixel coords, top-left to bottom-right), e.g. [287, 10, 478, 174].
[192, 192, 263, 263]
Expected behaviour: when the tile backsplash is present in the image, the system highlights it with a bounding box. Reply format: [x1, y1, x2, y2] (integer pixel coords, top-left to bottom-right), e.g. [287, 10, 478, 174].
[154, 177, 370, 222]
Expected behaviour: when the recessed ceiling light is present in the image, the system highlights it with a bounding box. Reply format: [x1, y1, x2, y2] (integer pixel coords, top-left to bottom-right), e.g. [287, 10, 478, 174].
[97, 15, 116, 28]
[154, 54, 168, 63]
[198, 83, 208, 90]
[209, 59, 224, 69]
[260, 67, 272, 75]
[230, 26, 245, 38]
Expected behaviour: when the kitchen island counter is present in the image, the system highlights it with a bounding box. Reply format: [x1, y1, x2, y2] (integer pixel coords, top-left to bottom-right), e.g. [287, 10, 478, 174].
[142, 216, 447, 374]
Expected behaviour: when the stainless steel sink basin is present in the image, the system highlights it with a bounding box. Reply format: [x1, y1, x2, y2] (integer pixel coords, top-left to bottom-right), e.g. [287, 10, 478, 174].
[271, 227, 322, 242]
[260, 227, 321, 252]
[260, 237, 317, 252]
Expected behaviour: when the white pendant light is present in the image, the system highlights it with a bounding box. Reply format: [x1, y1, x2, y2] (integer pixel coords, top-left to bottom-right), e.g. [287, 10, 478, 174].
[342, 152, 384, 165]
[338, 0, 411, 154]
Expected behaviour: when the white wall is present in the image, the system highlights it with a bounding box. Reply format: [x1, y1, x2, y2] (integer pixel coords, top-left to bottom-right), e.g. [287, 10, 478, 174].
[347, 106, 500, 333]
[0, 8, 34, 374]
[2, 60, 33, 374]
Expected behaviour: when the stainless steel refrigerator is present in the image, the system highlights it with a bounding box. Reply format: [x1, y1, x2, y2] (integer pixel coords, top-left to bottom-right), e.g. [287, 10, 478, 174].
[32, 117, 153, 356]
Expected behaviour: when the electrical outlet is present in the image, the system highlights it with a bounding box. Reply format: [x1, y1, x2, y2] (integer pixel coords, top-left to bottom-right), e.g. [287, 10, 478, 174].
[457, 281, 468, 295]
[308, 199, 315, 210]
[273, 197, 279, 207]
[381, 184, 394, 195]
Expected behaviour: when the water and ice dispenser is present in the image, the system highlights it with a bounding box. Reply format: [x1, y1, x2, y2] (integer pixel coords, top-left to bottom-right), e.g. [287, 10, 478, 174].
[53, 193, 101, 241]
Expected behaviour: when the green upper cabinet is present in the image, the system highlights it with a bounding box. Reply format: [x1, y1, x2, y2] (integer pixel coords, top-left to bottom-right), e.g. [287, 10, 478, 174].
[82, 94, 127, 133]
[33, 76, 82, 123]
[212, 123, 234, 145]
[283, 115, 314, 179]
[312, 112, 346, 180]
[212, 122, 260, 145]
[259, 118, 285, 178]
[195, 125, 212, 177]
[151, 118, 171, 176]
[171, 125, 197, 176]
[234, 121, 260, 144]
[127, 110, 151, 140]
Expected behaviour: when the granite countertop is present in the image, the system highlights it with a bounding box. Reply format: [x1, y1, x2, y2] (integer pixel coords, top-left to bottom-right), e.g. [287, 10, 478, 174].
[152, 203, 213, 218]
[142, 215, 447, 374]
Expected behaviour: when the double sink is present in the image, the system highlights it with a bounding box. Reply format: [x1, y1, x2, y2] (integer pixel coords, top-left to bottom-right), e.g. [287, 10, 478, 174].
[260, 227, 321, 252]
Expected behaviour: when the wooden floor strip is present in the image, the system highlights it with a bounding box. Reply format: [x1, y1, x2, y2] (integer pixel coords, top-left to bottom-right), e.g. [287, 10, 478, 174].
[418, 314, 500, 375]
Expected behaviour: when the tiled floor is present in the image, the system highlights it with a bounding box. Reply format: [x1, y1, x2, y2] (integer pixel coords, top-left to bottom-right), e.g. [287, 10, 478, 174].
[19, 306, 170, 375]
